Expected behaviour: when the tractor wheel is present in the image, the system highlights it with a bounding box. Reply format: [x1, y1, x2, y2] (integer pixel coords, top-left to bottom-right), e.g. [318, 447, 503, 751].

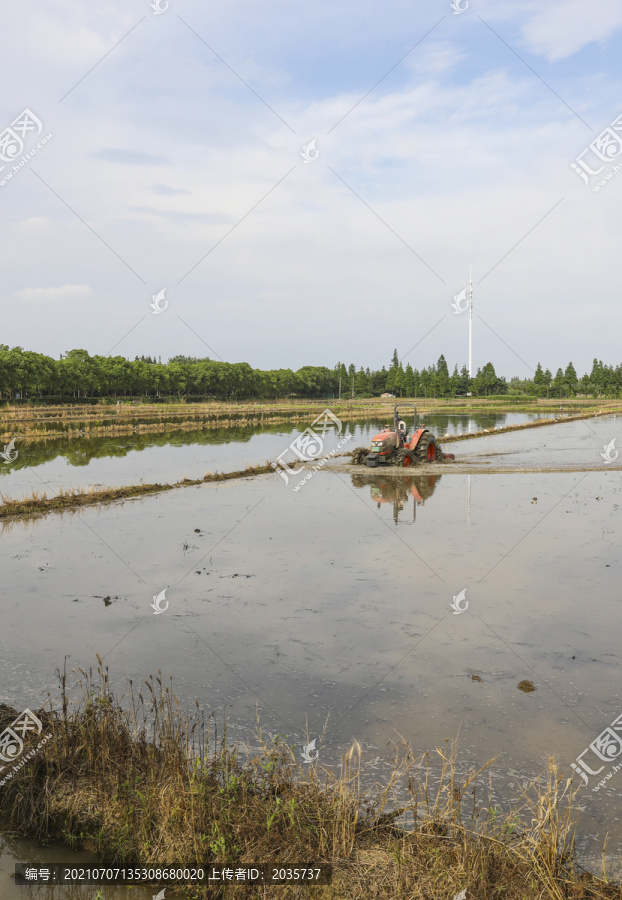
[351, 447, 368, 465]
[435, 442, 444, 461]
[415, 432, 438, 464]
[396, 449, 414, 468]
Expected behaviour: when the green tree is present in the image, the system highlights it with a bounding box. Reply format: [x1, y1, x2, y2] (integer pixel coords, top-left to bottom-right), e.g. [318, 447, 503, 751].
[419, 369, 431, 397]
[589, 359, 604, 396]
[552, 367, 565, 397]
[449, 364, 461, 396]
[404, 363, 415, 396]
[564, 362, 578, 396]
[435, 354, 450, 397]
[355, 367, 369, 396]
[472, 362, 506, 396]
[372, 366, 387, 395]
[59, 349, 97, 398]
[393, 367, 405, 397]
[533, 362, 545, 397]
[411, 368, 421, 396]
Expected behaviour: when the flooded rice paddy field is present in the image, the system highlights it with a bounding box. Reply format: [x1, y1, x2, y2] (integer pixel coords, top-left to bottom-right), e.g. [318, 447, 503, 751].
[0, 411, 565, 500]
[1, 413, 622, 879]
[439, 412, 618, 471]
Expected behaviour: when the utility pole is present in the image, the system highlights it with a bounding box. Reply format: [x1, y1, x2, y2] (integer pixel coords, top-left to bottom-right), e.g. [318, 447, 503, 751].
[352, 375, 354, 399]
[468, 265, 473, 378]
[338, 377, 341, 400]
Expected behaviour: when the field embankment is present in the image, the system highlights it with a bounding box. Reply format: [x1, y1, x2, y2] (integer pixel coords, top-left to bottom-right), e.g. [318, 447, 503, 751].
[0, 464, 277, 520]
[2, 397, 620, 443]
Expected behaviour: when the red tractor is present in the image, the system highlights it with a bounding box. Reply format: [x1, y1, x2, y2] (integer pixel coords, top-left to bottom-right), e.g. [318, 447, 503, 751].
[351, 405, 454, 468]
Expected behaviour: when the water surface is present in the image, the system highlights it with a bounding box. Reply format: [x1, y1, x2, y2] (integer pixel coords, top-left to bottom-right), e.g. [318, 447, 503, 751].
[0, 412, 570, 500]
[1, 420, 621, 870]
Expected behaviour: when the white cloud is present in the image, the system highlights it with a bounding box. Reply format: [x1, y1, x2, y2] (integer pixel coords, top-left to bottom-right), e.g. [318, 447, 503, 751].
[15, 217, 53, 233]
[520, 0, 622, 60]
[479, 0, 622, 61]
[15, 285, 93, 302]
[92, 148, 171, 165]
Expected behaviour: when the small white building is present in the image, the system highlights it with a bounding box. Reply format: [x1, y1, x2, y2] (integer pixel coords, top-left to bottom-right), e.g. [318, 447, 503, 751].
[380, 392, 395, 399]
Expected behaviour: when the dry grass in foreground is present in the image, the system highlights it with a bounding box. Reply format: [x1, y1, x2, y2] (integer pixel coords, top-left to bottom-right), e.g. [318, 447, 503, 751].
[0, 663, 619, 899]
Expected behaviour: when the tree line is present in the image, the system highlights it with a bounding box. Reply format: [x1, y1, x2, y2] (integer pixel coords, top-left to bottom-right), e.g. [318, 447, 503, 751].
[1, 345, 621, 401]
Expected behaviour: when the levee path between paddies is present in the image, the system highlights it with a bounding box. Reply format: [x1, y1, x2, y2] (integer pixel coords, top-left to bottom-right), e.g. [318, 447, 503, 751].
[1, 397, 620, 442]
[1, 409, 619, 521]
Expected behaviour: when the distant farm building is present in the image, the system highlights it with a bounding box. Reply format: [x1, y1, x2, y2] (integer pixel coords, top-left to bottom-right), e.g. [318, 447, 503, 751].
[380, 392, 395, 398]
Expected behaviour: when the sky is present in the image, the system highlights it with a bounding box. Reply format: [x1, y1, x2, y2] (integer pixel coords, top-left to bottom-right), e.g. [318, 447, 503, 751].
[1, 0, 621, 379]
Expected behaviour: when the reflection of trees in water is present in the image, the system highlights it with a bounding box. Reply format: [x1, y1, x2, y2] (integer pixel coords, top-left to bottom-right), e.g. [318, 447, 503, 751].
[31, 413, 302, 433]
[423, 413, 507, 433]
[352, 473, 441, 524]
[0, 424, 305, 472]
[348, 413, 510, 441]
[0, 411, 522, 475]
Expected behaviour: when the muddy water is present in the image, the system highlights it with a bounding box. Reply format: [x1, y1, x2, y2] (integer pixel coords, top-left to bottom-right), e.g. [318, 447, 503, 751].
[1, 417, 621, 875]
[441, 412, 620, 471]
[0, 412, 559, 500]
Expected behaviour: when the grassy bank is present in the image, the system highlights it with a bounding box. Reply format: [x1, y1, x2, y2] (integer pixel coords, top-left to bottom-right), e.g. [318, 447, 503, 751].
[0, 664, 618, 899]
[2, 398, 621, 443]
[0, 463, 279, 520]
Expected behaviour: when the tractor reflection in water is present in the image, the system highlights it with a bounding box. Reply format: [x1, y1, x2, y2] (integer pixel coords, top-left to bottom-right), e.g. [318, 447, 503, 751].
[352, 472, 441, 524]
